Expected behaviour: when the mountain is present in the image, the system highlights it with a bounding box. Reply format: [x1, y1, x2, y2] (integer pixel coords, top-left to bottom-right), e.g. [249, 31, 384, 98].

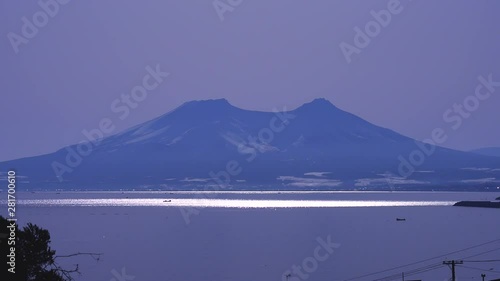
[2, 98, 500, 191]
[470, 147, 500, 157]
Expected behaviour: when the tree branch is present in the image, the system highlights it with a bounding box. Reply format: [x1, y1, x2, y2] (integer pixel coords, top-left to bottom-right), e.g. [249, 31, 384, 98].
[55, 252, 102, 261]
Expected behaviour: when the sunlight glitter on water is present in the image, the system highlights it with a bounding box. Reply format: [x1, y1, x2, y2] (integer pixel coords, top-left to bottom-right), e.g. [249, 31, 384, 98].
[17, 199, 456, 208]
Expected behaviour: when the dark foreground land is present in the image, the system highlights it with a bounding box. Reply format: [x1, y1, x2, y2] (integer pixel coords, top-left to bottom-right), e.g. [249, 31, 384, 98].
[454, 201, 500, 208]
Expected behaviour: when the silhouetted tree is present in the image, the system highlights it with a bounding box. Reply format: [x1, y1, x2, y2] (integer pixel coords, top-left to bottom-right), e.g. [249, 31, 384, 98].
[0, 216, 100, 281]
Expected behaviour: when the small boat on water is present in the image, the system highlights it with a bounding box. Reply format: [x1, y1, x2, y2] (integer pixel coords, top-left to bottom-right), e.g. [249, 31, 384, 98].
[396, 218, 406, 222]
[163, 199, 172, 203]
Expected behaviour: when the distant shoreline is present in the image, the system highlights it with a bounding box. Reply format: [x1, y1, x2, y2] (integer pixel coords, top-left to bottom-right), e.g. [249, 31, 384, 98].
[454, 200, 500, 208]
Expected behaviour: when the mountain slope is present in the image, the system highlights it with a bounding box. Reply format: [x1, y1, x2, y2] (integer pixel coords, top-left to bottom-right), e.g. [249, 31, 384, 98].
[1, 99, 499, 190]
[470, 147, 500, 157]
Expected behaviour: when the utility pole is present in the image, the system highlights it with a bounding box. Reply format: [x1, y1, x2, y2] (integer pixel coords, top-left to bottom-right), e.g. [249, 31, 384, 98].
[482, 273, 486, 281]
[443, 260, 463, 281]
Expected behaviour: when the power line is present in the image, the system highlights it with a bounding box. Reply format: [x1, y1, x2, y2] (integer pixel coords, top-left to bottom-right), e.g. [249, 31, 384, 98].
[456, 265, 500, 274]
[375, 264, 445, 281]
[339, 238, 500, 281]
[464, 259, 500, 263]
[374, 264, 445, 281]
[402, 264, 446, 279]
[461, 247, 500, 260]
[373, 263, 441, 281]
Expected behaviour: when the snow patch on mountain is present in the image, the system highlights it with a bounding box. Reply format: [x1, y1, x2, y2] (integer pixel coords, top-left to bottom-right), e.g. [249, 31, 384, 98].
[181, 178, 211, 183]
[125, 126, 171, 144]
[304, 172, 332, 177]
[354, 175, 429, 187]
[461, 167, 491, 171]
[278, 176, 342, 187]
[460, 178, 499, 184]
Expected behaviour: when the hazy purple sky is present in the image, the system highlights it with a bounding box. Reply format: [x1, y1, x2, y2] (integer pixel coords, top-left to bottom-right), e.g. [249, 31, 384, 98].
[1, 0, 500, 161]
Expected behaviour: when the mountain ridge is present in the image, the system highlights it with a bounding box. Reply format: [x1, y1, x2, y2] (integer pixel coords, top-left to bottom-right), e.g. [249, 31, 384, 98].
[1, 98, 499, 190]
[470, 147, 500, 157]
